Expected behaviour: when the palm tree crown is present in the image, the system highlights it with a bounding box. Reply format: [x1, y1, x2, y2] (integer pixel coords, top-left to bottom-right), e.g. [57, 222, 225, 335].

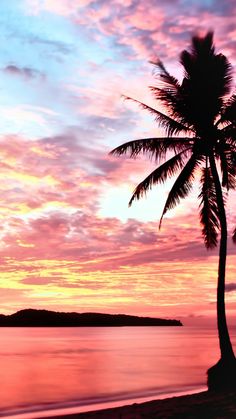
[111, 32, 236, 389]
[111, 31, 236, 249]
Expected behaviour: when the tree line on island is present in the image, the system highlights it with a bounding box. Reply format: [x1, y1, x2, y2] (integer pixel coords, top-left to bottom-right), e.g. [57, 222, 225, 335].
[0, 309, 182, 327]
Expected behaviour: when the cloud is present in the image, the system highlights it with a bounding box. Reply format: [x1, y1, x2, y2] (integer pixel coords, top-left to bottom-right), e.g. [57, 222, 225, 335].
[1, 0, 236, 318]
[28, 34, 74, 55]
[24, 0, 236, 67]
[3, 64, 45, 80]
[25, 0, 94, 16]
[0, 203, 211, 269]
[0, 128, 224, 272]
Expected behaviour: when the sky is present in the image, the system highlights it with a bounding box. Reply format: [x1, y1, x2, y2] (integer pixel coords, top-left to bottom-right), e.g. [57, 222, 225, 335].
[0, 0, 236, 324]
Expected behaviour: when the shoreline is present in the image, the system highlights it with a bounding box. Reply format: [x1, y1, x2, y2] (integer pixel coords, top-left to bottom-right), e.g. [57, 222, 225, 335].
[42, 389, 236, 419]
[0, 387, 206, 419]
[3, 387, 236, 419]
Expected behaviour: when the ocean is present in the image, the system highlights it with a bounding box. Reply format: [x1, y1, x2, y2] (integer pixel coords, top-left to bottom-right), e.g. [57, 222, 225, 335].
[0, 325, 235, 418]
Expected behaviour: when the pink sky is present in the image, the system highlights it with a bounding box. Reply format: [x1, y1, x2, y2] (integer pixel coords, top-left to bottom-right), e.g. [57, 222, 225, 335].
[0, 0, 236, 324]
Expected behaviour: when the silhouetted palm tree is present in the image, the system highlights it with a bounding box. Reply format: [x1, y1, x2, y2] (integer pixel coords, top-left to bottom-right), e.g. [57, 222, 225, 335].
[111, 32, 236, 390]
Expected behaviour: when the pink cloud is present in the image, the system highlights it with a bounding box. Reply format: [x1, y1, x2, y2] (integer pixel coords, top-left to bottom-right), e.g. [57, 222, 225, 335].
[2, 0, 236, 319]
[24, 0, 236, 69]
[25, 0, 94, 16]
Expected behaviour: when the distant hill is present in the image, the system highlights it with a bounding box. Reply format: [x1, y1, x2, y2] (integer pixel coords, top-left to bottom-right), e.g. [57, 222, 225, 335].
[0, 309, 182, 327]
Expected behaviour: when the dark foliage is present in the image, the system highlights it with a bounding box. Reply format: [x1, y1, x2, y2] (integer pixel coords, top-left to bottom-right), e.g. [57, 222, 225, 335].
[111, 31, 236, 247]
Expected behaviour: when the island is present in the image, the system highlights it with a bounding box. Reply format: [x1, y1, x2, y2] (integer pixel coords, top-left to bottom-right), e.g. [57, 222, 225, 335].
[0, 309, 182, 327]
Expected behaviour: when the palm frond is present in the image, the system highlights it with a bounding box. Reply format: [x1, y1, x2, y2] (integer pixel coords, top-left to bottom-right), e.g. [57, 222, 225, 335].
[110, 32, 235, 255]
[198, 166, 220, 248]
[220, 151, 236, 190]
[150, 59, 180, 91]
[159, 154, 202, 227]
[220, 123, 236, 136]
[179, 32, 233, 129]
[149, 85, 177, 103]
[149, 85, 180, 119]
[149, 85, 197, 131]
[149, 61, 196, 131]
[110, 137, 194, 162]
[219, 126, 236, 151]
[216, 143, 236, 190]
[123, 96, 191, 136]
[149, 59, 180, 109]
[128, 149, 190, 206]
[220, 94, 236, 125]
[230, 150, 236, 165]
[220, 150, 230, 189]
[181, 32, 232, 98]
[232, 227, 236, 244]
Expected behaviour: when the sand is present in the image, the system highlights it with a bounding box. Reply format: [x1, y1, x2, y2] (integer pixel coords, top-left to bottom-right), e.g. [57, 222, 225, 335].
[42, 390, 236, 419]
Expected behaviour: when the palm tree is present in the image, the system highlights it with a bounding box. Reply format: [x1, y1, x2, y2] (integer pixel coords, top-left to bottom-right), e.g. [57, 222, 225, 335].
[111, 32, 236, 390]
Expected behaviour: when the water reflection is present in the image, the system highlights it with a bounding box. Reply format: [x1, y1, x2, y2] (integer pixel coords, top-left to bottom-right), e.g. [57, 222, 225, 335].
[0, 326, 235, 415]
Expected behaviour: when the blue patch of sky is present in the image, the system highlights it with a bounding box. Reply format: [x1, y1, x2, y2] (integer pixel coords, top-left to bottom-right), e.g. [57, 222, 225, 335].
[0, 1, 143, 138]
[0, 3, 126, 85]
[1, 12, 74, 73]
[1, 1, 138, 82]
[180, 0, 214, 7]
[0, 6, 90, 125]
[179, 0, 223, 14]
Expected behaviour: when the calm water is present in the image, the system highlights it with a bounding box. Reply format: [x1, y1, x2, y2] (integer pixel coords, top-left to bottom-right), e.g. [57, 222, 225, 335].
[0, 326, 235, 417]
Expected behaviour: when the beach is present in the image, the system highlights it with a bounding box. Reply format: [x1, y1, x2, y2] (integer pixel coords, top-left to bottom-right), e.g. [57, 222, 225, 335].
[43, 390, 236, 419]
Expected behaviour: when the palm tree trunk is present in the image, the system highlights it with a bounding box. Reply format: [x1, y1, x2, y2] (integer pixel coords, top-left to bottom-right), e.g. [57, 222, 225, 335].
[209, 155, 235, 361]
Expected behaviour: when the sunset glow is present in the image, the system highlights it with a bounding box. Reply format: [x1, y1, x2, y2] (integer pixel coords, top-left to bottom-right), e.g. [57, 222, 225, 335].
[1, 0, 236, 324]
